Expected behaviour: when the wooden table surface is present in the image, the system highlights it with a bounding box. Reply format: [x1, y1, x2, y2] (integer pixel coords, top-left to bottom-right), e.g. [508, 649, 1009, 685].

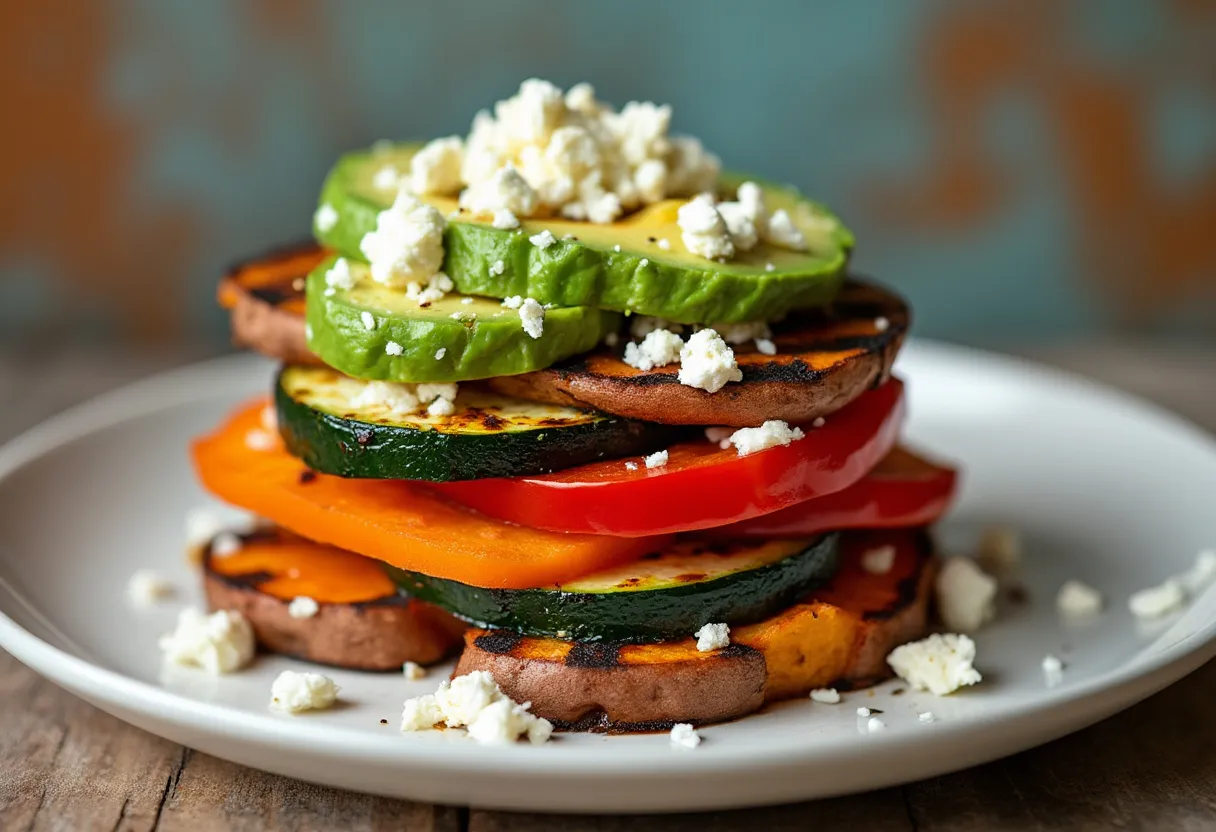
[2, 343, 1215, 831]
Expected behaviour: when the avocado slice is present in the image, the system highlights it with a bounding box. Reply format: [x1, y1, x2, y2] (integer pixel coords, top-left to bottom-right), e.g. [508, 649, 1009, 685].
[305, 256, 621, 382]
[315, 143, 854, 324]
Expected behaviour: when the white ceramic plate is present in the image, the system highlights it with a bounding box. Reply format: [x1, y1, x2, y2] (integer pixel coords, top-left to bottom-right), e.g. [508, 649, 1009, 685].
[1, 342, 1214, 813]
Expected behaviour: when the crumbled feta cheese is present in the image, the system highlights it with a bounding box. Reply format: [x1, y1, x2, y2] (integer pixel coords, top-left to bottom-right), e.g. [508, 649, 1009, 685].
[403, 661, 427, 681]
[623, 329, 683, 371]
[670, 723, 701, 749]
[639, 258, 649, 267]
[461, 297, 475, 305]
[630, 316, 684, 338]
[704, 426, 734, 447]
[918, 711, 936, 723]
[975, 525, 1021, 576]
[427, 397, 456, 418]
[713, 320, 772, 345]
[1042, 654, 1064, 688]
[385, 341, 404, 356]
[887, 633, 982, 696]
[695, 622, 730, 652]
[765, 209, 808, 251]
[1056, 580, 1103, 618]
[677, 193, 734, 260]
[126, 569, 174, 607]
[489, 259, 506, 276]
[270, 670, 339, 713]
[287, 596, 319, 619]
[417, 382, 459, 404]
[644, 449, 669, 469]
[360, 192, 447, 288]
[726, 420, 804, 457]
[935, 557, 998, 632]
[667, 136, 721, 195]
[529, 229, 557, 250]
[809, 688, 840, 704]
[716, 200, 759, 252]
[678, 328, 742, 393]
[811, 416, 825, 428]
[401, 671, 552, 744]
[361, 311, 377, 331]
[371, 164, 402, 191]
[856, 707, 871, 717]
[491, 209, 519, 229]
[765, 263, 775, 272]
[350, 380, 420, 415]
[158, 608, 255, 674]
[501, 295, 523, 309]
[613, 244, 621, 252]
[244, 428, 277, 452]
[866, 717, 887, 734]
[450, 310, 477, 322]
[434, 347, 446, 360]
[402, 271, 455, 306]
[518, 297, 545, 338]
[625, 461, 639, 471]
[657, 238, 671, 250]
[409, 135, 464, 195]
[1182, 549, 1216, 596]
[754, 338, 777, 356]
[861, 545, 897, 576]
[874, 316, 890, 332]
[211, 531, 242, 558]
[461, 163, 539, 217]
[314, 203, 339, 233]
[1129, 579, 1187, 620]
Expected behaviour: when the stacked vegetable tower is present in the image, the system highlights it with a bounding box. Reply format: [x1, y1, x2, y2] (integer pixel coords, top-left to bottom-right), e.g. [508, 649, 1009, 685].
[195, 80, 959, 733]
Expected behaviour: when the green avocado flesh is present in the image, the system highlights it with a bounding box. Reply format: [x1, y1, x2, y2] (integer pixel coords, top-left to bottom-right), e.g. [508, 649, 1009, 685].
[314, 143, 853, 324]
[305, 256, 620, 382]
[275, 365, 679, 481]
[383, 533, 839, 643]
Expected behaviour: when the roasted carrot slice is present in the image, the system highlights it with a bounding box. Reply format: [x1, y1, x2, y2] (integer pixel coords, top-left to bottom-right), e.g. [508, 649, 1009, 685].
[191, 400, 670, 589]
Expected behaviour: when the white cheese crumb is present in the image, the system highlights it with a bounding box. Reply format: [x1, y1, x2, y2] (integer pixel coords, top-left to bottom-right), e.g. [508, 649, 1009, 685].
[287, 596, 320, 619]
[975, 525, 1021, 576]
[694, 622, 730, 652]
[360, 311, 377, 331]
[270, 670, 339, 713]
[158, 608, 255, 674]
[613, 244, 621, 252]
[677, 193, 734, 261]
[501, 295, 523, 309]
[704, 426, 734, 447]
[874, 316, 890, 332]
[314, 203, 339, 233]
[489, 259, 506, 276]
[402, 271, 455, 306]
[624, 461, 639, 471]
[866, 717, 887, 734]
[935, 557, 998, 632]
[657, 238, 671, 250]
[350, 380, 420, 415]
[887, 633, 982, 696]
[678, 328, 742, 393]
[644, 449, 669, 469]
[409, 135, 464, 196]
[765, 208, 808, 251]
[918, 711, 936, 724]
[491, 209, 519, 229]
[385, 341, 404, 356]
[811, 416, 826, 428]
[809, 688, 840, 704]
[427, 396, 457, 418]
[450, 310, 477, 322]
[670, 723, 702, 749]
[210, 531, 242, 558]
[622, 329, 683, 371]
[400, 671, 552, 744]
[403, 661, 427, 681]
[518, 297, 545, 338]
[630, 316, 684, 338]
[765, 263, 775, 272]
[1042, 654, 1064, 688]
[726, 420, 805, 457]
[639, 258, 649, 267]
[1129, 579, 1187, 620]
[244, 428, 276, 452]
[861, 545, 897, 576]
[713, 320, 772, 345]
[754, 338, 777, 356]
[461, 296, 475, 305]
[126, 569, 174, 607]
[1056, 580, 1104, 618]
[371, 164, 402, 191]
[856, 706, 871, 717]
[434, 347, 447, 360]
[360, 192, 447, 288]
[460, 163, 539, 217]
[529, 229, 557, 250]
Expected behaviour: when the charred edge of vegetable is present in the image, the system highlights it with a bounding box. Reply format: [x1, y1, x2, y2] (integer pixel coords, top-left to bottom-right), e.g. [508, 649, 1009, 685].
[221, 239, 323, 290]
[859, 528, 935, 622]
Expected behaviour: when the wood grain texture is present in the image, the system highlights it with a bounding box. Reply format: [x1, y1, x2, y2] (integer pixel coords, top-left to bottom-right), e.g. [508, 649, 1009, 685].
[0, 344, 1214, 830]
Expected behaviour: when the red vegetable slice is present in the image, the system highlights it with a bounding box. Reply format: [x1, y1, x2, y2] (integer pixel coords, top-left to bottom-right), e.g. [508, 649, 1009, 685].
[721, 446, 957, 537]
[436, 379, 905, 537]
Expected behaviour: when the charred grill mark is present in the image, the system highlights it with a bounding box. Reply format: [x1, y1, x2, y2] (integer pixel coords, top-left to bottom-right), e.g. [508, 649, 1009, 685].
[548, 710, 687, 734]
[205, 567, 276, 590]
[482, 413, 505, 430]
[249, 283, 302, 308]
[473, 630, 522, 654]
[673, 573, 707, 583]
[717, 643, 761, 661]
[565, 641, 621, 668]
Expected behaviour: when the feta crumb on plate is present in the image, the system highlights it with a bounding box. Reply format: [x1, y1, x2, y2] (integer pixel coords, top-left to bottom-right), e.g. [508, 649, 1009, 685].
[670, 723, 701, 749]
[856, 706, 871, 717]
[694, 622, 730, 652]
[1056, 580, 1103, 618]
[918, 711, 936, 723]
[270, 670, 340, 713]
[1129, 578, 1187, 620]
[400, 671, 552, 744]
[287, 596, 320, 619]
[726, 420, 804, 457]
[809, 688, 840, 704]
[1042, 654, 1064, 688]
[866, 717, 887, 734]
[126, 569, 174, 607]
[935, 557, 998, 632]
[403, 661, 427, 681]
[887, 633, 982, 696]
[159, 608, 255, 674]
[643, 449, 668, 469]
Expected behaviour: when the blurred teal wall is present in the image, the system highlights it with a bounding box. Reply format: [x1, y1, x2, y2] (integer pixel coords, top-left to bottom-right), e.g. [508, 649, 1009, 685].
[2, 0, 1213, 345]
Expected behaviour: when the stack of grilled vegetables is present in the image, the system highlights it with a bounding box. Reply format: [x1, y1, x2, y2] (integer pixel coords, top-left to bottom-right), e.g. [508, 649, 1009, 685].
[193, 81, 957, 730]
